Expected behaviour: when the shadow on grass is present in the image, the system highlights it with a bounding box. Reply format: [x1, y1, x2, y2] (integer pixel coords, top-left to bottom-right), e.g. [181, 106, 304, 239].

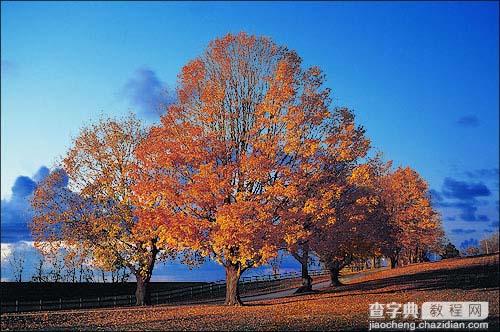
[249, 260, 499, 307]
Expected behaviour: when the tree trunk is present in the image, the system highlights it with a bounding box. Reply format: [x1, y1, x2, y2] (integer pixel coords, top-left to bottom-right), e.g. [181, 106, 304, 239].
[291, 243, 313, 293]
[390, 255, 398, 269]
[300, 259, 312, 291]
[224, 263, 242, 306]
[329, 266, 343, 287]
[135, 275, 150, 306]
[134, 243, 158, 306]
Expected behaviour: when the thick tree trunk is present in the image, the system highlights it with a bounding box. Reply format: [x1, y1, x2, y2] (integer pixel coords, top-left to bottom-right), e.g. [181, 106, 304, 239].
[134, 243, 158, 306]
[301, 260, 312, 290]
[329, 266, 343, 287]
[135, 275, 150, 306]
[390, 256, 398, 269]
[293, 259, 313, 293]
[224, 264, 242, 306]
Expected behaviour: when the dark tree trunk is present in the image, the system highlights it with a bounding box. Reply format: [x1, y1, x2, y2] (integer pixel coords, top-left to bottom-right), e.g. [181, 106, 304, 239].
[390, 255, 398, 269]
[291, 244, 313, 293]
[329, 266, 343, 287]
[300, 259, 312, 291]
[293, 258, 313, 293]
[135, 275, 150, 306]
[224, 263, 242, 306]
[134, 242, 158, 306]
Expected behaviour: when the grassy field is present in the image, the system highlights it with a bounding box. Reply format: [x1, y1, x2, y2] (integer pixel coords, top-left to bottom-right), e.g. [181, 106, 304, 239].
[1, 254, 498, 331]
[0, 281, 206, 301]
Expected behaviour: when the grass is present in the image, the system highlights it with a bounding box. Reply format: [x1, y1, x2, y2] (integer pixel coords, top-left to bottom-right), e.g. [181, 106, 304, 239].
[1, 254, 498, 331]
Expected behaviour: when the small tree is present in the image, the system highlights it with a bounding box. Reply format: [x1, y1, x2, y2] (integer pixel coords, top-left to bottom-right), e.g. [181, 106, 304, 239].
[480, 232, 499, 254]
[47, 252, 65, 282]
[8, 247, 25, 282]
[32, 255, 48, 282]
[439, 239, 460, 259]
[465, 246, 480, 257]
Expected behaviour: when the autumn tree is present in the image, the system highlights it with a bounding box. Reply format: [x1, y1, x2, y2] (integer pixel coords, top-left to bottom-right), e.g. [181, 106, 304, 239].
[31, 115, 172, 305]
[134, 32, 358, 305]
[377, 167, 442, 268]
[480, 232, 499, 254]
[464, 246, 480, 257]
[309, 158, 389, 286]
[282, 109, 371, 292]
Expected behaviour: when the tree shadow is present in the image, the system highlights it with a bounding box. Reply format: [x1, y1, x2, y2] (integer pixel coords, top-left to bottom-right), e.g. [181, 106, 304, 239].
[249, 260, 499, 307]
[331, 263, 499, 295]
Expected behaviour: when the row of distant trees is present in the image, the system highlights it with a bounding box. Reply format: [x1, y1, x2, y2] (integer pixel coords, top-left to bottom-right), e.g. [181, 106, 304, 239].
[30, 33, 445, 306]
[458, 232, 499, 257]
[7, 247, 130, 283]
[9, 231, 496, 284]
[437, 232, 499, 259]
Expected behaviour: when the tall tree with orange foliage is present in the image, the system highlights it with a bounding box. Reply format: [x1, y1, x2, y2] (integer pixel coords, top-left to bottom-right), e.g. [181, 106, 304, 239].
[133, 32, 367, 305]
[378, 167, 442, 268]
[31, 115, 172, 305]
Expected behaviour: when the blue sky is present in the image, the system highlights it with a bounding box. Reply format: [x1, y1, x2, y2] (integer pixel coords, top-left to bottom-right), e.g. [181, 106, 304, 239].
[1, 1, 498, 280]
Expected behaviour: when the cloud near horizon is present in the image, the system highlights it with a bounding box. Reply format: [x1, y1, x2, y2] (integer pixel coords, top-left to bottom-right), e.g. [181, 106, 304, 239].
[441, 177, 490, 201]
[121, 67, 175, 119]
[0, 166, 69, 243]
[431, 177, 492, 223]
[1, 169, 44, 243]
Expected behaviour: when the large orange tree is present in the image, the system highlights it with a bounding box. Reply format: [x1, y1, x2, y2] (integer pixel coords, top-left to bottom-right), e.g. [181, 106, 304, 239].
[31, 115, 172, 305]
[134, 32, 363, 305]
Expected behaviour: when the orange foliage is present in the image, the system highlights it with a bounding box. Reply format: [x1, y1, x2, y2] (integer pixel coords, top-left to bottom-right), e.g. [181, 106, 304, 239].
[31, 115, 171, 305]
[133, 32, 367, 304]
[377, 166, 443, 266]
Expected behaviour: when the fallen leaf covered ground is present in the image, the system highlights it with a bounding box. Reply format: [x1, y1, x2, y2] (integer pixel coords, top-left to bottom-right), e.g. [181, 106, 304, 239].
[2, 254, 498, 331]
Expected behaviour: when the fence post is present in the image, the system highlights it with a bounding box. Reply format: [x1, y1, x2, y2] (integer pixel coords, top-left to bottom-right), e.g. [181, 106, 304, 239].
[80, 298, 82, 309]
[114, 296, 117, 306]
[59, 298, 62, 310]
[39, 299, 42, 311]
[98, 297, 100, 307]
[15, 300, 18, 313]
[128, 295, 131, 305]
[156, 292, 159, 305]
[190, 287, 193, 298]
